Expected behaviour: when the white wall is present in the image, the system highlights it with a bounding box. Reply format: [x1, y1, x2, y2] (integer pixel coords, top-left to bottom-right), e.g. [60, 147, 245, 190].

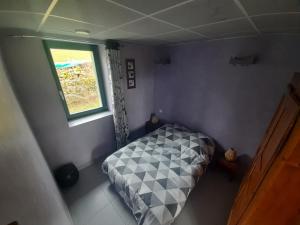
[0, 51, 73, 225]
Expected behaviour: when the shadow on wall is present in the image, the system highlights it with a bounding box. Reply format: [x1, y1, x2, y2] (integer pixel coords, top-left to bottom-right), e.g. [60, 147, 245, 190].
[89, 141, 117, 167]
[128, 125, 147, 142]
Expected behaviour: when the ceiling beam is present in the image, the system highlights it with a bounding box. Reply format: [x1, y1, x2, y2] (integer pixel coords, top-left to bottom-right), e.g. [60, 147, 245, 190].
[96, 0, 206, 38]
[233, 0, 261, 34]
[37, 0, 59, 32]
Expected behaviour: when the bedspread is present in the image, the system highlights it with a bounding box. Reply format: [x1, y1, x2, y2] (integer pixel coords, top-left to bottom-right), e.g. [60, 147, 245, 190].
[102, 124, 215, 225]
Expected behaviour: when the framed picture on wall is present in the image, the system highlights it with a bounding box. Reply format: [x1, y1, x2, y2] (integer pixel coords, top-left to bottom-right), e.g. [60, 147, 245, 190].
[126, 59, 136, 89]
[128, 79, 136, 88]
[127, 60, 135, 70]
[128, 70, 135, 79]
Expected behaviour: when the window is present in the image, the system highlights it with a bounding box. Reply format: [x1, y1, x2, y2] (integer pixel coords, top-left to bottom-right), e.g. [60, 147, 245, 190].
[43, 40, 108, 120]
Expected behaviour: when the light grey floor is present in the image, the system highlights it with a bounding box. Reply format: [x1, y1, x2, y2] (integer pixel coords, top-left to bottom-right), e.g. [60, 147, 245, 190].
[63, 163, 240, 225]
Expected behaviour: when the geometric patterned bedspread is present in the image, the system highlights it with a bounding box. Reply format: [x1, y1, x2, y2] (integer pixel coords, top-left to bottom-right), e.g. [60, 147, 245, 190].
[102, 124, 215, 225]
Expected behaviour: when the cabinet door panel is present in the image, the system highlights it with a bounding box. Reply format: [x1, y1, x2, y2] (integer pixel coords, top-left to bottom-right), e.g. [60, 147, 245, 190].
[240, 118, 300, 225]
[260, 95, 299, 173]
[227, 152, 263, 225]
[245, 151, 262, 198]
[227, 94, 299, 225]
[241, 162, 300, 225]
[283, 119, 300, 165]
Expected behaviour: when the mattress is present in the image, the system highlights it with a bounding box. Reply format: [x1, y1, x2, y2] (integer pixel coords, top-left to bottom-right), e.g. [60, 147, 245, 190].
[102, 124, 215, 225]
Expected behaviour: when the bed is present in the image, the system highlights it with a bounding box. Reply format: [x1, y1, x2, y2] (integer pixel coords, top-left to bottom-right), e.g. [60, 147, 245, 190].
[102, 124, 215, 225]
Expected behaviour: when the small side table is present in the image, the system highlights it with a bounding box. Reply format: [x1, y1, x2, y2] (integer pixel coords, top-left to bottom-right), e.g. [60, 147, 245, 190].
[7, 222, 18, 225]
[217, 158, 239, 181]
[145, 121, 163, 134]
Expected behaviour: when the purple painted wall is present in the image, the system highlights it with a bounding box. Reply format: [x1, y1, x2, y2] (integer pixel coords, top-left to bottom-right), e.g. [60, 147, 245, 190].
[154, 36, 300, 156]
[1, 38, 155, 169]
[121, 44, 155, 138]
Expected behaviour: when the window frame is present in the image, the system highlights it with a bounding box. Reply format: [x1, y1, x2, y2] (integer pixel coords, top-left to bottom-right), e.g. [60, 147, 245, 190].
[43, 40, 108, 121]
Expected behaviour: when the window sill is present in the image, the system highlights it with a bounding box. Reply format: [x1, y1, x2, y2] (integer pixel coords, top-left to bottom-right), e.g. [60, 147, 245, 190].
[68, 111, 113, 127]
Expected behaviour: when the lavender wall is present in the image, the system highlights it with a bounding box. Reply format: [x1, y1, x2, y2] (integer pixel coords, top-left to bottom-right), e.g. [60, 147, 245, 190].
[121, 44, 155, 138]
[1, 38, 155, 169]
[154, 36, 300, 156]
[0, 38, 115, 170]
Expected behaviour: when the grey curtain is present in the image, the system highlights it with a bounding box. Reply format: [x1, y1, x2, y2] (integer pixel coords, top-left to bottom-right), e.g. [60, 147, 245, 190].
[105, 40, 129, 149]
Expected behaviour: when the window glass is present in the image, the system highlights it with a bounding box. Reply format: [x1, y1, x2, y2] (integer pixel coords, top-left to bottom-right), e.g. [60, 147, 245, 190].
[50, 49, 102, 115]
[44, 41, 107, 120]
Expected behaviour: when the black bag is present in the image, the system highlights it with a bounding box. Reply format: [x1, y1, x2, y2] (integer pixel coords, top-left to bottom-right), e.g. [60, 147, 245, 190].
[54, 163, 79, 188]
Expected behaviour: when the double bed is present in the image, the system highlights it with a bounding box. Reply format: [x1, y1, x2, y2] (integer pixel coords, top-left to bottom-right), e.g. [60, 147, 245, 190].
[102, 124, 215, 225]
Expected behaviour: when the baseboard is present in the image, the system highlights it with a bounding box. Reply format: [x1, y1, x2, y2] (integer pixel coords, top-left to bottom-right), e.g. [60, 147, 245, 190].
[77, 154, 110, 171]
[77, 160, 95, 171]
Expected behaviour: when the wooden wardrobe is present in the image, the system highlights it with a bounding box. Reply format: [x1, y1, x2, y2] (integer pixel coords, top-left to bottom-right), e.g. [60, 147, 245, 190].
[227, 74, 300, 225]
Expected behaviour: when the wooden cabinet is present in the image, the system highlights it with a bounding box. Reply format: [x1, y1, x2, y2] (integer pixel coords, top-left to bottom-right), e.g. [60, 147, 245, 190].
[227, 74, 300, 225]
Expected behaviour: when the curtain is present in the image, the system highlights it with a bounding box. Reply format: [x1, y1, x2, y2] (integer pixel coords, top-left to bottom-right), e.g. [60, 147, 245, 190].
[105, 40, 129, 149]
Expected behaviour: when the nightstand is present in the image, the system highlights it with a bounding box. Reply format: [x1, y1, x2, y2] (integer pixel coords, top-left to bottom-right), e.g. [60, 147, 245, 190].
[217, 158, 239, 181]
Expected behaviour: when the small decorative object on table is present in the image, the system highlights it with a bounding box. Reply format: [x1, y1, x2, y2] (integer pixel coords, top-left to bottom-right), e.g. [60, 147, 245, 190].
[225, 147, 237, 161]
[145, 113, 163, 133]
[218, 148, 239, 181]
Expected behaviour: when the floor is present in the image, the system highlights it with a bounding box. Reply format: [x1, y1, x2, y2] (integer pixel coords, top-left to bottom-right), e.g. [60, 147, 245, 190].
[63, 163, 241, 225]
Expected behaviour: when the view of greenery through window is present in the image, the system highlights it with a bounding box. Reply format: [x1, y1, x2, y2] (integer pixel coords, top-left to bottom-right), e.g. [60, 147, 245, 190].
[50, 48, 102, 115]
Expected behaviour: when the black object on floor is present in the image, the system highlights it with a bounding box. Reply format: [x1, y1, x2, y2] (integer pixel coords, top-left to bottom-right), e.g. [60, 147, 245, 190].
[54, 163, 79, 188]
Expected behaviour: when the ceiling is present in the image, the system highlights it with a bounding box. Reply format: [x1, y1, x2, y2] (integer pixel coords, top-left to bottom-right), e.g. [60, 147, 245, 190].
[0, 0, 300, 45]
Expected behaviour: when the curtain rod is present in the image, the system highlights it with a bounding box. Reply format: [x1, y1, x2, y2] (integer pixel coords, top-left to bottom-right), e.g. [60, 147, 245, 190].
[6, 33, 159, 47]
[7, 34, 106, 45]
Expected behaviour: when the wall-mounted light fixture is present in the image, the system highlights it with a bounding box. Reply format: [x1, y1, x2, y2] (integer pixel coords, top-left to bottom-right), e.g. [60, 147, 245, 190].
[229, 55, 258, 66]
